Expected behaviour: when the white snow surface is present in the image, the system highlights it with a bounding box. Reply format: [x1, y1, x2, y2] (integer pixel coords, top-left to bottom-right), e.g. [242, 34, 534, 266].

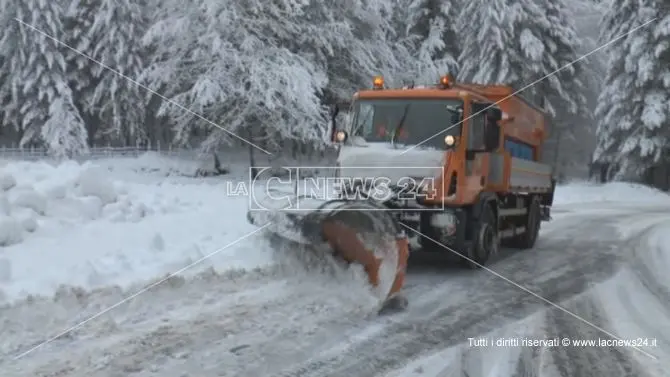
[337, 143, 445, 183]
[383, 228, 670, 377]
[382, 182, 670, 377]
[2, 157, 670, 376]
[0, 156, 272, 303]
[1, 157, 668, 303]
[554, 180, 670, 206]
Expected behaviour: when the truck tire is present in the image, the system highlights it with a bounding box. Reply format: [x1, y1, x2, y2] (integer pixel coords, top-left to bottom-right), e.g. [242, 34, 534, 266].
[509, 196, 541, 249]
[461, 203, 497, 269]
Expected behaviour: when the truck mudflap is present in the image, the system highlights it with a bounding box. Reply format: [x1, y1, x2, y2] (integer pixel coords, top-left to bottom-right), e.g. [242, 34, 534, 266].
[540, 177, 555, 221]
[541, 178, 557, 206]
[540, 206, 552, 221]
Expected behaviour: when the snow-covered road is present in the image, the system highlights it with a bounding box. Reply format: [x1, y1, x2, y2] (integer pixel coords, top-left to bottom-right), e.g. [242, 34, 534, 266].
[1, 156, 669, 377]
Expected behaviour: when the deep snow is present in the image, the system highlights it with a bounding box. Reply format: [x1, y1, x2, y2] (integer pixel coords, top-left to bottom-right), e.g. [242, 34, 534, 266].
[1, 155, 669, 377]
[2, 156, 668, 304]
[0, 155, 272, 303]
[553, 180, 670, 206]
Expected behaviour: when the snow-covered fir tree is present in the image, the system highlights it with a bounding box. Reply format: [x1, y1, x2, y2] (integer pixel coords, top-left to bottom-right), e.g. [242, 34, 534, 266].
[457, 0, 588, 176]
[309, 0, 408, 102]
[593, 0, 670, 180]
[142, 0, 328, 152]
[142, 0, 411, 153]
[88, 0, 147, 146]
[401, 0, 460, 83]
[527, 0, 588, 117]
[62, 0, 103, 146]
[456, 0, 521, 86]
[3, 0, 88, 156]
[0, 1, 22, 137]
[0, 0, 628, 178]
[521, 0, 589, 175]
[458, 0, 587, 116]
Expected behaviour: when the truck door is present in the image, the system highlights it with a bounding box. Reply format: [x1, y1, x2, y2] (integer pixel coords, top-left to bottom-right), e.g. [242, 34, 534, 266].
[467, 102, 504, 188]
[465, 103, 488, 183]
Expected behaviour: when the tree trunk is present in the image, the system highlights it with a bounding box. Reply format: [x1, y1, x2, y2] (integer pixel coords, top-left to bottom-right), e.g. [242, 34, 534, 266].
[247, 127, 259, 180]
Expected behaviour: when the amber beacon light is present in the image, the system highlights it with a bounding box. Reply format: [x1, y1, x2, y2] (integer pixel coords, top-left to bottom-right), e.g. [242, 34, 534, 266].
[372, 76, 384, 89]
[439, 75, 454, 88]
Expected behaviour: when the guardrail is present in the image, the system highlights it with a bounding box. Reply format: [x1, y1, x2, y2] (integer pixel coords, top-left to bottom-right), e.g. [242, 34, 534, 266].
[0, 146, 197, 161]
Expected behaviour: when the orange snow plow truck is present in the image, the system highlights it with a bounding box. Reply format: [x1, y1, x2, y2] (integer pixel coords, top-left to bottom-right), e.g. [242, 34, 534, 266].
[247, 75, 555, 314]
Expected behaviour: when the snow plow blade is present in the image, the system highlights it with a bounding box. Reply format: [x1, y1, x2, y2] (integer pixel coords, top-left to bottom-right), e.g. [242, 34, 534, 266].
[247, 197, 409, 313]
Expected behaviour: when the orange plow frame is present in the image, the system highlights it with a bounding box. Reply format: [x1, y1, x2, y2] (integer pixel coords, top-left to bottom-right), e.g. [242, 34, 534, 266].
[248, 198, 410, 312]
[322, 220, 409, 301]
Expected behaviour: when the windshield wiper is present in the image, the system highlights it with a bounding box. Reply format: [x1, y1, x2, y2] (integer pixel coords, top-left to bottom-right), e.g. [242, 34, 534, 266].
[391, 104, 410, 149]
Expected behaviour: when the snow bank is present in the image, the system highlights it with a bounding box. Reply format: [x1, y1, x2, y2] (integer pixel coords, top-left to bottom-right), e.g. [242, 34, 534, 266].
[0, 158, 273, 303]
[555, 181, 670, 206]
[0, 160, 165, 247]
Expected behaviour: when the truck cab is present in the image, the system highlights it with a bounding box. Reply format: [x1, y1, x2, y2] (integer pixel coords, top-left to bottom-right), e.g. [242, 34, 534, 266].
[330, 75, 556, 268]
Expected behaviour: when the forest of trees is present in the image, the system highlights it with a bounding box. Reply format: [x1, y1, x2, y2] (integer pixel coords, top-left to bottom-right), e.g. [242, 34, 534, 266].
[0, 0, 667, 186]
[592, 0, 670, 189]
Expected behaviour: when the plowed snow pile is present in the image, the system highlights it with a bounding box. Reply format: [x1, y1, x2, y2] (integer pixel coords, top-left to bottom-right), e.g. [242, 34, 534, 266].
[554, 180, 670, 206]
[0, 157, 275, 303]
[0, 156, 382, 307]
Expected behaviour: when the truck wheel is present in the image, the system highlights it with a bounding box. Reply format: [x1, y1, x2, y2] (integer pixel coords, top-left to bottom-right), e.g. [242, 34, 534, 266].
[461, 203, 497, 269]
[511, 196, 541, 249]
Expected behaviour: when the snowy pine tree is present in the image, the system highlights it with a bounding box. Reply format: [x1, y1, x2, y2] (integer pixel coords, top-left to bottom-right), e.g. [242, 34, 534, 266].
[297, 0, 409, 103]
[527, 0, 588, 118]
[88, 0, 147, 146]
[5, 0, 88, 155]
[0, 1, 22, 138]
[519, 0, 590, 176]
[402, 0, 460, 83]
[62, 0, 103, 145]
[0, 0, 615, 168]
[458, 0, 587, 117]
[141, 0, 411, 153]
[457, 0, 588, 176]
[593, 0, 669, 180]
[143, 0, 328, 152]
[456, 0, 521, 86]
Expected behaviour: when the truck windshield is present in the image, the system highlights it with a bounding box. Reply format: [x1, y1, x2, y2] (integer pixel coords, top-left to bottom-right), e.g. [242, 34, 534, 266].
[350, 98, 463, 149]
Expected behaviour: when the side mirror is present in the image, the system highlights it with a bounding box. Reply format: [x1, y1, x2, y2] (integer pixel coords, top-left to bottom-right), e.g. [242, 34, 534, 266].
[451, 112, 462, 126]
[329, 104, 340, 142]
[331, 104, 340, 120]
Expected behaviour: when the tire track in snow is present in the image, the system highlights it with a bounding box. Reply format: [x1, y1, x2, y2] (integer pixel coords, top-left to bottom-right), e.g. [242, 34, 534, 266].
[3, 206, 669, 377]
[0, 248, 385, 376]
[544, 297, 647, 377]
[269, 209, 669, 377]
